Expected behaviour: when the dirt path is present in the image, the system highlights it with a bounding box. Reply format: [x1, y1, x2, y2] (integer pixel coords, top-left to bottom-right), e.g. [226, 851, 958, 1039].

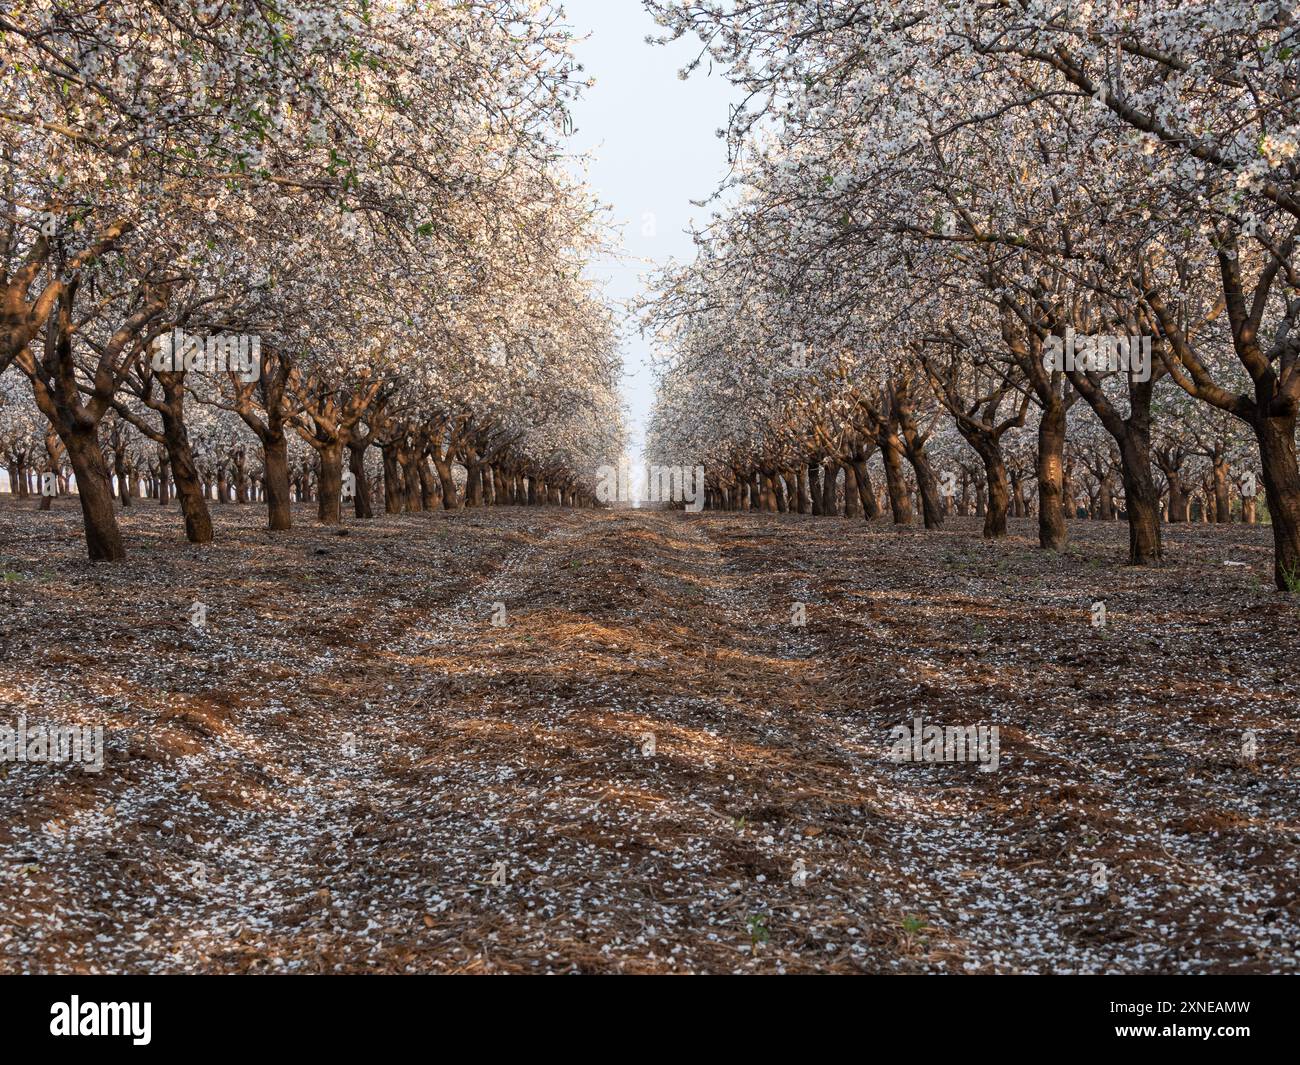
[1, 502, 1297, 972]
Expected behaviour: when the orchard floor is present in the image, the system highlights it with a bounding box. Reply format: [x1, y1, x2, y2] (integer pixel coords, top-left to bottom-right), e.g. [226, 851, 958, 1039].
[0, 496, 1297, 974]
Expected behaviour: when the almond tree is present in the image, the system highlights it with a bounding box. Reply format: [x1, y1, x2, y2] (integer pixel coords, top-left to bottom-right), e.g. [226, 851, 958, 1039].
[649, 0, 1300, 581]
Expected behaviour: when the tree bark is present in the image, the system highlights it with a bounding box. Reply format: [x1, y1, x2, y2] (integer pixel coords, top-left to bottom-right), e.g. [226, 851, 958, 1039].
[1255, 415, 1300, 589]
[348, 440, 374, 519]
[879, 427, 912, 524]
[1212, 456, 1232, 523]
[62, 426, 124, 561]
[159, 402, 214, 544]
[820, 463, 837, 515]
[1119, 432, 1164, 564]
[317, 443, 343, 523]
[433, 456, 460, 509]
[982, 451, 1011, 538]
[851, 460, 880, 519]
[381, 444, 403, 514]
[263, 433, 293, 531]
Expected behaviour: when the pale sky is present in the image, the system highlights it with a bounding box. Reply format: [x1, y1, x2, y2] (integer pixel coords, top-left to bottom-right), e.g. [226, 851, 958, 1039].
[560, 0, 739, 467]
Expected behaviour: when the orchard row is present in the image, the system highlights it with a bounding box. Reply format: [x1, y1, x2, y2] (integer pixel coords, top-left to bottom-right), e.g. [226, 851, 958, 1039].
[643, 2, 1300, 587]
[1, 1, 623, 559]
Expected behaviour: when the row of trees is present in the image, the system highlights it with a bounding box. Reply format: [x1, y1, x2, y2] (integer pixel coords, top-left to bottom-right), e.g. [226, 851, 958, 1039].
[651, 402, 1266, 528]
[0, 378, 603, 512]
[644, 1, 1300, 587]
[1, 1, 622, 561]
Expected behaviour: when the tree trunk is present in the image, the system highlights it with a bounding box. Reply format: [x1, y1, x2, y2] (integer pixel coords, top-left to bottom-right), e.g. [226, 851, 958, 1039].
[263, 433, 293, 531]
[1098, 471, 1116, 520]
[317, 443, 343, 523]
[419, 459, 439, 510]
[234, 453, 249, 504]
[381, 445, 404, 514]
[433, 457, 460, 509]
[62, 427, 125, 561]
[896, 400, 943, 529]
[1213, 457, 1232, 523]
[465, 462, 484, 507]
[982, 452, 1010, 538]
[820, 463, 837, 515]
[1255, 414, 1300, 590]
[905, 445, 943, 530]
[400, 453, 423, 512]
[115, 451, 132, 506]
[1119, 432, 1163, 564]
[1167, 477, 1190, 522]
[160, 408, 214, 544]
[879, 431, 912, 524]
[348, 441, 374, 519]
[843, 464, 861, 517]
[851, 460, 880, 519]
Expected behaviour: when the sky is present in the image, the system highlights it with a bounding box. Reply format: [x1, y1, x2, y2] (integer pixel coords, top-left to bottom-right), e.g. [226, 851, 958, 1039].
[559, 0, 739, 472]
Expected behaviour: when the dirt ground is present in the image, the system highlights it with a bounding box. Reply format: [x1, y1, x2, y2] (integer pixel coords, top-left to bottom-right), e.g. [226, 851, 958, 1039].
[0, 497, 1297, 973]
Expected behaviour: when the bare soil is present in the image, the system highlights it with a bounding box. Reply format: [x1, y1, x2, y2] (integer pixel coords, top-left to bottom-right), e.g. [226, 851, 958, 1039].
[0, 498, 1297, 973]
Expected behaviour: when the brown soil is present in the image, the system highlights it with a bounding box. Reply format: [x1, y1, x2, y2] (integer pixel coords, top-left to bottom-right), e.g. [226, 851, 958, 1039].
[0, 498, 1297, 972]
